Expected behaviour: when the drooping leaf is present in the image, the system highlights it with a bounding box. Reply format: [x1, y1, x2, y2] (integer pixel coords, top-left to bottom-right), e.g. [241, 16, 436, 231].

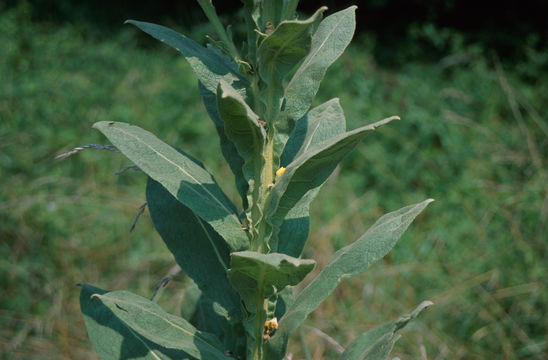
[146, 177, 242, 321]
[265, 199, 434, 359]
[274, 6, 357, 157]
[228, 251, 315, 302]
[93, 121, 248, 251]
[266, 116, 398, 250]
[339, 301, 433, 360]
[217, 80, 266, 193]
[257, 7, 326, 123]
[91, 290, 232, 360]
[227, 251, 314, 360]
[125, 20, 248, 94]
[79, 283, 192, 360]
[199, 82, 249, 210]
[277, 98, 347, 256]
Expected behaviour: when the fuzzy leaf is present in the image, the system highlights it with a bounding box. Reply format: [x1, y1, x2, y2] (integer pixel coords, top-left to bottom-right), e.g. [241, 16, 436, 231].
[125, 20, 250, 206]
[257, 7, 326, 123]
[90, 290, 231, 360]
[146, 177, 242, 321]
[277, 98, 346, 256]
[266, 116, 398, 250]
[217, 80, 266, 190]
[228, 251, 315, 301]
[93, 121, 248, 251]
[265, 199, 434, 359]
[199, 82, 249, 210]
[125, 20, 248, 94]
[79, 284, 192, 360]
[274, 6, 357, 156]
[340, 301, 433, 360]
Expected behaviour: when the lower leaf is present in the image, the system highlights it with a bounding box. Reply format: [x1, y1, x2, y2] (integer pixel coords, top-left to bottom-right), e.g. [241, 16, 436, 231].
[84, 286, 231, 360]
[79, 283, 192, 360]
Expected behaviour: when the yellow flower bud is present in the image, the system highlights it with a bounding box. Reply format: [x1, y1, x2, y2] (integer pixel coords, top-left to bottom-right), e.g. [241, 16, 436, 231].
[276, 167, 286, 178]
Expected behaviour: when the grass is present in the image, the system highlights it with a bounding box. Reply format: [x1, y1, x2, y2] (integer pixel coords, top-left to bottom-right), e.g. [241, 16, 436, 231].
[1, 4, 546, 359]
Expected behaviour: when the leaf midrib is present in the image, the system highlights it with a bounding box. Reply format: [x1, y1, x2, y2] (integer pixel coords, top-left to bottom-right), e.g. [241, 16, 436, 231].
[106, 297, 224, 354]
[112, 124, 235, 217]
[285, 11, 348, 92]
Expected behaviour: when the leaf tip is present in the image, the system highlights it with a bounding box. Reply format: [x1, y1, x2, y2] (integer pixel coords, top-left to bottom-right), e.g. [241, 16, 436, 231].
[412, 300, 434, 317]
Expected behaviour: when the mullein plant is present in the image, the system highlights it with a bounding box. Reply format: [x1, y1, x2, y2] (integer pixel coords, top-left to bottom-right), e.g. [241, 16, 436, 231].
[72, 1, 434, 359]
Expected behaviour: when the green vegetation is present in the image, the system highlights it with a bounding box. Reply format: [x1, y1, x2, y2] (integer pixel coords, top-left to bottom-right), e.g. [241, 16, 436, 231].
[1, 2, 546, 359]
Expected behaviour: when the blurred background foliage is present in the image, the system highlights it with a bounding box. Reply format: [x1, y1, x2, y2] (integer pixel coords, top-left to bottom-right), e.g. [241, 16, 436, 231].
[1, 0, 546, 359]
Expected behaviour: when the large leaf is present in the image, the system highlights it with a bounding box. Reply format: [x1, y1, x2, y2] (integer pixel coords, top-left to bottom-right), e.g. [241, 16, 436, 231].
[257, 7, 326, 123]
[339, 301, 433, 360]
[146, 177, 242, 321]
[277, 98, 346, 256]
[217, 80, 266, 201]
[125, 20, 248, 94]
[266, 116, 398, 250]
[274, 6, 357, 156]
[93, 121, 248, 251]
[91, 290, 231, 360]
[79, 283, 191, 360]
[199, 82, 249, 210]
[126, 20, 250, 207]
[265, 199, 434, 359]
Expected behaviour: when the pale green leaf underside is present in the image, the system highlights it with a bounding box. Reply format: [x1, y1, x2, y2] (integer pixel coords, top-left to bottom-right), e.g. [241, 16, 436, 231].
[267, 116, 399, 249]
[274, 6, 357, 156]
[93, 121, 248, 251]
[340, 301, 433, 360]
[265, 199, 434, 359]
[277, 98, 347, 256]
[92, 290, 231, 360]
[80, 284, 192, 360]
[257, 7, 326, 123]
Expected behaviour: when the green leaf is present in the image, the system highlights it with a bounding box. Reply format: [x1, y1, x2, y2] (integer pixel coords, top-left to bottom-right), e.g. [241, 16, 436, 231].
[257, 7, 326, 123]
[125, 20, 248, 94]
[79, 283, 191, 360]
[125, 20, 252, 207]
[277, 98, 347, 256]
[227, 251, 314, 359]
[228, 251, 315, 302]
[274, 6, 357, 156]
[91, 290, 231, 360]
[93, 121, 248, 252]
[265, 199, 434, 359]
[146, 177, 242, 321]
[180, 281, 247, 358]
[217, 80, 266, 201]
[199, 82, 249, 210]
[266, 116, 398, 250]
[339, 301, 433, 360]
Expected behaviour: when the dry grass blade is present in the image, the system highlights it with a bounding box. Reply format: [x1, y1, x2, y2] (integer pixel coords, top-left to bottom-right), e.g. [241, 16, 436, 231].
[54, 144, 119, 159]
[129, 202, 147, 233]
